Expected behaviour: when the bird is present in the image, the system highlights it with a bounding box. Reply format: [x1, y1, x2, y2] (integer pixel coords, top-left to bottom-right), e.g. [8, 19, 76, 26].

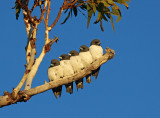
[79, 45, 93, 83]
[89, 39, 103, 79]
[68, 50, 85, 90]
[48, 59, 63, 99]
[59, 54, 74, 94]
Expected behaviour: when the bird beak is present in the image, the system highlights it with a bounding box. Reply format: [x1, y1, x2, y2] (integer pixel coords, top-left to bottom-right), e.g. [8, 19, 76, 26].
[68, 53, 71, 56]
[50, 63, 54, 67]
[58, 57, 62, 59]
[79, 47, 83, 50]
[97, 42, 101, 45]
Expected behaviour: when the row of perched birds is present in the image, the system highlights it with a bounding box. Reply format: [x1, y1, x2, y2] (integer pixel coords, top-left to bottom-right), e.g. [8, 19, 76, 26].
[48, 39, 103, 99]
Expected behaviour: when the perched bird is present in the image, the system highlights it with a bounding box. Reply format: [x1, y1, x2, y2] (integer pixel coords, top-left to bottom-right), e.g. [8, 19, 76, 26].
[68, 50, 85, 90]
[79, 45, 93, 83]
[89, 39, 103, 79]
[48, 59, 63, 99]
[59, 54, 74, 94]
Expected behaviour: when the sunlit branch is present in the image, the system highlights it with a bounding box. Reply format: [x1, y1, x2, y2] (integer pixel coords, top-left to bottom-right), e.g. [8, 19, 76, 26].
[48, 7, 64, 31]
[12, 25, 38, 99]
[0, 47, 115, 108]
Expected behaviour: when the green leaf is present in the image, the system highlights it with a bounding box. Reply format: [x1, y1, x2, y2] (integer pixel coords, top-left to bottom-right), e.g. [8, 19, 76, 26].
[61, 11, 71, 24]
[126, 0, 131, 2]
[64, 9, 68, 14]
[112, 7, 119, 16]
[124, 2, 129, 9]
[111, 7, 121, 22]
[96, 2, 104, 12]
[80, 4, 87, 10]
[102, 13, 108, 22]
[13, 3, 21, 20]
[105, 13, 111, 19]
[116, 0, 126, 4]
[100, 20, 104, 31]
[87, 3, 94, 28]
[100, 1, 111, 8]
[70, 9, 72, 17]
[110, 15, 115, 32]
[116, 15, 121, 22]
[94, 12, 102, 24]
[107, 0, 114, 4]
[92, 4, 96, 13]
[73, 7, 77, 16]
[116, 9, 121, 22]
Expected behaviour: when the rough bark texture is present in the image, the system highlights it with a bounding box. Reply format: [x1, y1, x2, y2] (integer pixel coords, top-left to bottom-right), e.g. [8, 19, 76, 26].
[0, 47, 115, 108]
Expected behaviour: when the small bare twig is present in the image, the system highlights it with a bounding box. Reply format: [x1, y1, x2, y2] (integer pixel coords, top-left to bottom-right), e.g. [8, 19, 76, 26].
[37, 0, 48, 24]
[48, 7, 64, 31]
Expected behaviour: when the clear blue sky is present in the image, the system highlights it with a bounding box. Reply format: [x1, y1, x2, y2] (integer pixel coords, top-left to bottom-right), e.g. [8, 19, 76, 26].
[0, 1, 160, 118]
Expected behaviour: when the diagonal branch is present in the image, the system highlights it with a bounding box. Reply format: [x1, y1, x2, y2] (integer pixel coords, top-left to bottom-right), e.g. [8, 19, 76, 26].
[48, 7, 64, 31]
[12, 0, 50, 98]
[12, 25, 38, 99]
[0, 47, 115, 108]
[37, 0, 48, 24]
[23, 10, 32, 64]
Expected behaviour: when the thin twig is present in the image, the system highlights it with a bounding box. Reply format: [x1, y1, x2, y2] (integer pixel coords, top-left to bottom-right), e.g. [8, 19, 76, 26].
[48, 7, 64, 31]
[37, 0, 48, 24]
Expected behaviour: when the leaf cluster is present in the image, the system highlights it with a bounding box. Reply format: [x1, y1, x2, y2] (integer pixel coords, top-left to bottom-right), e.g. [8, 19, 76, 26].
[62, 0, 130, 31]
[12, 0, 130, 31]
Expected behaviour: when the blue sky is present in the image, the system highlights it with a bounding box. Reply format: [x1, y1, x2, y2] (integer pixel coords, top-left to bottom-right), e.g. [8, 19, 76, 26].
[0, 0, 160, 118]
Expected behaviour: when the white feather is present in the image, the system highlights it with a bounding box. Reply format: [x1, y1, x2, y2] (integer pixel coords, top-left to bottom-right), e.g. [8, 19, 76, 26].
[48, 65, 63, 82]
[79, 51, 93, 66]
[89, 45, 103, 61]
[69, 56, 84, 73]
[60, 60, 74, 76]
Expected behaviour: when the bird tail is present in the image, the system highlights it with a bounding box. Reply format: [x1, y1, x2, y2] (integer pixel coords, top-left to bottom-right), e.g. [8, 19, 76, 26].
[75, 78, 83, 91]
[92, 67, 100, 79]
[86, 74, 91, 83]
[65, 83, 73, 94]
[52, 86, 62, 99]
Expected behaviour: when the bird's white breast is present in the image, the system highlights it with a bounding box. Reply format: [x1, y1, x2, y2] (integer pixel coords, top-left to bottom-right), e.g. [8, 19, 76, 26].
[60, 60, 74, 76]
[89, 45, 103, 61]
[70, 56, 84, 72]
[48, 67, 57, 81]
[48, 65, 63, 81]
[79, 51, 93, 66]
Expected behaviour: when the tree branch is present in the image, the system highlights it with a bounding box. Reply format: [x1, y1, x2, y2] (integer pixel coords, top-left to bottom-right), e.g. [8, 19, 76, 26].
[23, 10, 32, 64]
[0, 47, 115, 108]
[24, 3, 58, 89]
[37, 0, 48, 24]
[48, 7, 64, 31]
[12, 25, 38, 99]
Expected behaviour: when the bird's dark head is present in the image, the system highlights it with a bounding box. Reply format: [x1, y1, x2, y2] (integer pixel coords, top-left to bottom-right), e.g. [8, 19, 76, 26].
[79, 45, 89, 52]
[90, 39, 101, 46]
[68, 50, 79, 56]
[59, 54, 70, 60]
[50, 59, 60, 67]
